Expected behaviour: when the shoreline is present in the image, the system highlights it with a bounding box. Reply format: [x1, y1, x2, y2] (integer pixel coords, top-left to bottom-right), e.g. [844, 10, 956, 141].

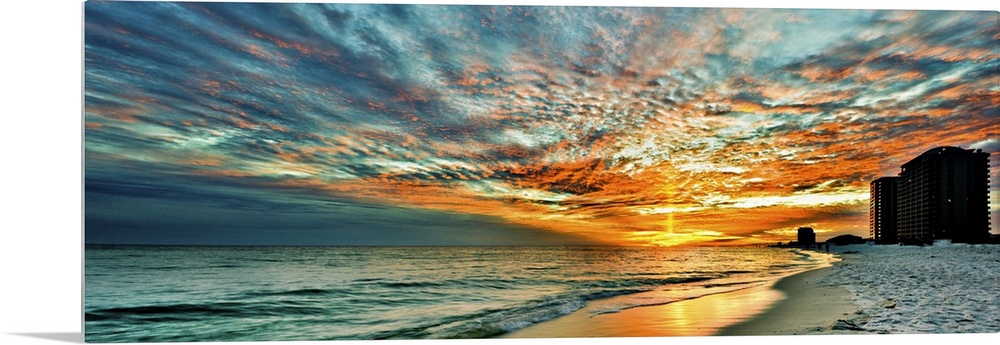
[503, 253, 852, 338]
[716, 265, 857, 336]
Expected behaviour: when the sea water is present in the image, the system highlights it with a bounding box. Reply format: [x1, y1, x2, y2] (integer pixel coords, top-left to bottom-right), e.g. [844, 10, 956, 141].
[84, 245, 827, 342]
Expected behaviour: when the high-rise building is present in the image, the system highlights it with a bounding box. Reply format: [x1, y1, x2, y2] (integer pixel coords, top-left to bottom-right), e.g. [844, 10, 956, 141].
[897, 147, 991, 243]
[870, 146, 991, 244]
[869, 176, 899, 244]
[797, 227, 816, 246]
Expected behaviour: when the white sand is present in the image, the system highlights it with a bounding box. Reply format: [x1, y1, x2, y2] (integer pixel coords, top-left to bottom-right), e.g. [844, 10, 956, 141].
[723, 242, 1000, 336]
[822, 242, 1000, 334]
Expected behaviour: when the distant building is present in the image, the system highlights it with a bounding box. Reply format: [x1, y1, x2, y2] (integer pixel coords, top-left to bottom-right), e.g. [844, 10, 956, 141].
[870, 146, 991, 244]
[869, 176, 899, 244]
[797, 227, 816, 246]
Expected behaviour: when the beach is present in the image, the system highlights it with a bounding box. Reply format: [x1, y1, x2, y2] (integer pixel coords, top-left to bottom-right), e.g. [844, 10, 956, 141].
[80, 244, 998, 342]
[504, 253, 847, 338]
[716, 266, 857, 335]
[506, 242, 1000, 338]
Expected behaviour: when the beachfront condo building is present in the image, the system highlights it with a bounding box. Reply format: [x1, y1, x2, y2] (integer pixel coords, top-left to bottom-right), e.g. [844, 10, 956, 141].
[870, 146, 991, 244]
[869, 176, 899, 244]
[797, 227, 816, 246]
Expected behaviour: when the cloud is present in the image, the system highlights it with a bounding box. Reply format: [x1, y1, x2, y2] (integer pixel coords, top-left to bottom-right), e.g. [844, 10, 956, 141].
[85, 4, 1000, 245]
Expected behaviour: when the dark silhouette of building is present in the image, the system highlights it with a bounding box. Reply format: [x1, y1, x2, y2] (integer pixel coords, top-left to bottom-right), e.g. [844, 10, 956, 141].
[797, 227, 816, 246]
[870, 146, 991, 244]
[869, 176, 899, 244]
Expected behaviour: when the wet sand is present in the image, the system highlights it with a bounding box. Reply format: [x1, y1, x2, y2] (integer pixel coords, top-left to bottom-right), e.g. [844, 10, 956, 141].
[504, 265, 855, 338]
[718, 266, 857, 335]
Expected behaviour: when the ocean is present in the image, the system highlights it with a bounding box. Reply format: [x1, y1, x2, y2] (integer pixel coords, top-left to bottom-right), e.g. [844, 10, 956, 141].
[84, 245, 829, 342]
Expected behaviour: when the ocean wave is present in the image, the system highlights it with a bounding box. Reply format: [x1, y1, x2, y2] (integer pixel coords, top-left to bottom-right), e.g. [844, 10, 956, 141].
[575, 276, 714, 290]
[588, 279, 767, 316]
[426, 296, 589, 338]
[364, 284, 671, 339]
[524, 266, 562, 271]
[430, 277, 725, 338]
[86, 301, 330, 322]
[364, 278, 527, 290]
[703, 280, 764, 288]
[86, 246, 816, 341]
[241, 288, 346, 297]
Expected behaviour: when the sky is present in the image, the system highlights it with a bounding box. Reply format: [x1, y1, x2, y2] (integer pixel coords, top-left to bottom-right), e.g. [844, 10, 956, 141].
[83, 2, 999, 246]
